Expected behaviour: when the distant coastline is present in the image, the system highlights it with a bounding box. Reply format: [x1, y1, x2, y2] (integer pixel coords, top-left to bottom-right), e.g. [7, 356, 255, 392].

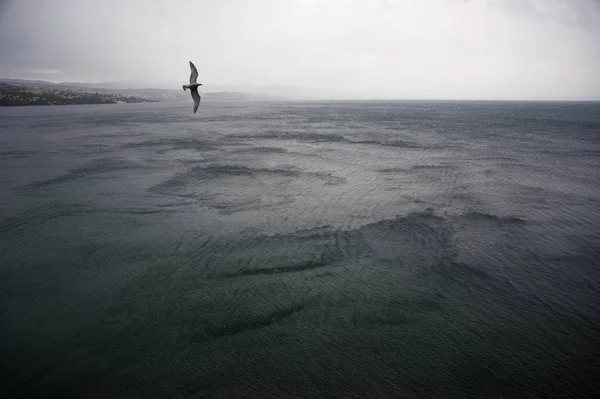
[0, 82, 158, 107]
[0, 78, 286, 106]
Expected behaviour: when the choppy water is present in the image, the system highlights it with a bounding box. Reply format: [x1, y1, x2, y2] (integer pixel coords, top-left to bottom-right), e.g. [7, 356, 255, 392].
[1, 100, 599, 398]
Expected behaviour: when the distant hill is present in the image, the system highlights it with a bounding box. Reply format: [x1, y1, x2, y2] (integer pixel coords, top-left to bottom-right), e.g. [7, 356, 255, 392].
[55, 81, 156, 90]
[0, 78, 291, 105]
[0, 78, 149, 90]
[0, 83, 160, 106]
[0, 78, 57, 86]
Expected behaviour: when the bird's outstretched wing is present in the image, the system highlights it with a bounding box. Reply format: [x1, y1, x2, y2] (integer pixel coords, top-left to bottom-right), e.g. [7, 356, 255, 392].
[190, 87, 201, 113]
[189, 61, 199, 84]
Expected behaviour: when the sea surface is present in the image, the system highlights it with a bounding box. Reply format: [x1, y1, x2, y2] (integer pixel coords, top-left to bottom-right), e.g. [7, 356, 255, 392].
[1, 100, 599, 398]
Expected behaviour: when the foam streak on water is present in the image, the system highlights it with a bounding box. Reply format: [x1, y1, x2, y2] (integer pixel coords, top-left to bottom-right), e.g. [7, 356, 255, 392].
[1, 101, 599, 398]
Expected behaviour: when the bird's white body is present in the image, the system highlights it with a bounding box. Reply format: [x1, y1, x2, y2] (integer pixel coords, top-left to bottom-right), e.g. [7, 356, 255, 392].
[183, 83, 202, 90]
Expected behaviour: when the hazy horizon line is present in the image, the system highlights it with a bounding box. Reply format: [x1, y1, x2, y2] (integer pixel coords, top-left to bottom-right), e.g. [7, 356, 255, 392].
[2, 76, 599, 103]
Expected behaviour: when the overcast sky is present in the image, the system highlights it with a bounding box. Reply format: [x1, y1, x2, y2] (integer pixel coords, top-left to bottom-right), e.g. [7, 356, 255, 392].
[0, 0, 599, 99]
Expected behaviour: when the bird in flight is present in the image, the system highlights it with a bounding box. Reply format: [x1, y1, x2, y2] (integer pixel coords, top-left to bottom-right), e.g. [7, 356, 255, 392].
[182, 61, 202, 113]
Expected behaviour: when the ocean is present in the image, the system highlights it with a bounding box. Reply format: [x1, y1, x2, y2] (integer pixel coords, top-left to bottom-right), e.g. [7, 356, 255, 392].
[1, 100, 599, 398]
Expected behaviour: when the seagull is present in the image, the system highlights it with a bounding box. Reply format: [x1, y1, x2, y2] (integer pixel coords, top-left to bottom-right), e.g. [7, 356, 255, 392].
[182, 61, 202, 113]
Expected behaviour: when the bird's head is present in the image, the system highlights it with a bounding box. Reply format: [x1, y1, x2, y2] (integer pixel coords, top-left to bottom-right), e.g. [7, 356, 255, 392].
[182, 85, 186, 91]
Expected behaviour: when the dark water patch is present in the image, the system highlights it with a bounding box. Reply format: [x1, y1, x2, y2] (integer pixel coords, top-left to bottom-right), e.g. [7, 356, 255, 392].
[376, 163, 459, 176]
[410, 164, 456, 171]
[577, 149, 600, 157]
[353, 139, 422, 148]
[89, 130, 149, 139]
[0, 201, 85, 238]
[230, 131, 348, 143]
[214, 196, 297, 215]
[153, 200, 198, 208]
[192, 304, 305, 343]
[359, 294, 446, 328]
[23, 157, 148, 190]
[305, 171, 347, 185]
[222, 258, 332, 278]
[211, 210, 454, 281]
[0, 150, 37, 160]
[148, 164, 346, 200]
[378, 167, 407, 173]
[357, 212, 453, 259]
[77, 143, 116, 153]
[459, 212, 527, 225]
[398, 195, 427, 204]
[314, 271, 335, 278]
[110, 207, 168, 215]
[429, 260, 497, 285]
[148, 164, 298, 196]
[123, 137, 218, 153]
[192, 228, 357, 280]
[0, 238, 158, 305]
[176, 381, 213, 398]
[79, 113, 165, 127]
[201, 195, 276, 215]
[363, 209, 447, 229]
[178, 158, 210, 165]
[289, 224, 334, 239]
[202, 164, 299, 177]
[231, 146, 289, 154]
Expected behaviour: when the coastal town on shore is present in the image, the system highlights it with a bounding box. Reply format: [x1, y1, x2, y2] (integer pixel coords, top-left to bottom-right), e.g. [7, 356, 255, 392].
[0, 82, 160, 106]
